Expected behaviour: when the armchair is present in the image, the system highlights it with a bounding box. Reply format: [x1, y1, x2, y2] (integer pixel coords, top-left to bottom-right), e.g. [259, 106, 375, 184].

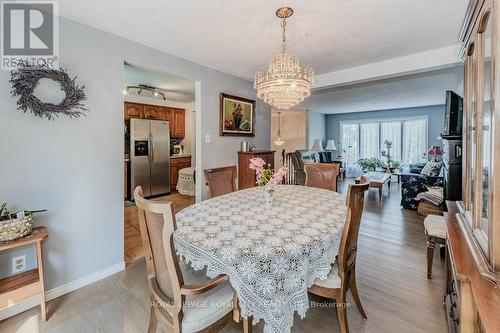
[400, 163, 444, 209]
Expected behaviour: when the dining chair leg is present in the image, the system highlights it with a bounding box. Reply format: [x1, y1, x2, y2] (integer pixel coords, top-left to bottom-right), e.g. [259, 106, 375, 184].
[233, 292, 241, 322]
[427, 236, 436, 279]
[243, 317, 253, 333]
[147, 305, 158, 333]
[336, 295, 349, 333]
[350, 272, 367, 319]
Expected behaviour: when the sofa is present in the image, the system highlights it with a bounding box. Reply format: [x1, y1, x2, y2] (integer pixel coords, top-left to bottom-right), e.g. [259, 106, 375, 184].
[400, 163, 444, 210]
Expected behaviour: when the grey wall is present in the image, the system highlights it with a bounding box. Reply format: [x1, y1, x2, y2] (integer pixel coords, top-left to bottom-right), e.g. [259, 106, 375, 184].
[307, 111, 326, 149]
[0, 16, 270, 288]
[325, 105, 445, 148]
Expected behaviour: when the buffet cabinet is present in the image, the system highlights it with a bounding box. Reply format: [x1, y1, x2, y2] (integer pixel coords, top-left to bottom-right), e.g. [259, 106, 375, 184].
[238, 150, 275, 189]
[444, 0, 500, 332]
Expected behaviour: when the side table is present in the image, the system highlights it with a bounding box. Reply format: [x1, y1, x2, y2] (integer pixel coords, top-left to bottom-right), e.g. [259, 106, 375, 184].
[0, 226, 48, 322]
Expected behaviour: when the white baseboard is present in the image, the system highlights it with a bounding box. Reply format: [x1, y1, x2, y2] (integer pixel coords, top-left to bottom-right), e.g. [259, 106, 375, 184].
[0, 261, 125, 321]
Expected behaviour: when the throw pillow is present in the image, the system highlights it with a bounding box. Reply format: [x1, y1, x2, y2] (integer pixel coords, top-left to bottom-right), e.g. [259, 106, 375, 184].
[420, 161, 443, 176]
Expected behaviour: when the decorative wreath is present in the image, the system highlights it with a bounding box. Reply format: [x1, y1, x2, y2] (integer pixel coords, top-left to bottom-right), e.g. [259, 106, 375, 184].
[10, 64, 88, 120]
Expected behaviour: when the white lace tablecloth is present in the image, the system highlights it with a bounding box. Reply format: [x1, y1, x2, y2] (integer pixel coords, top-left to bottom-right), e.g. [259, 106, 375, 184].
[174, 185, 347, 333]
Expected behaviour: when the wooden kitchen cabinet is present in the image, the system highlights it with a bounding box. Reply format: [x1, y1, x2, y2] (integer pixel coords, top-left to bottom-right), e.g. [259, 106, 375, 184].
[124, 161, 128, 199]
[143, 105, 160, 119]
[123, 103, 185, 138]
[124, 102, 144, 120]
[157, 107, 172, 122]
[170, 156, 191, 191]
[170, 108, 185, 138]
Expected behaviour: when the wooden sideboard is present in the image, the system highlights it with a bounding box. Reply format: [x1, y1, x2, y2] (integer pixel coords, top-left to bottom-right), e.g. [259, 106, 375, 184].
[237, 150, 275, 189]
[124, 102, 185, 138]
[170, 156, 191, 191]
[445, 201, 500, 332]
[443, 1, 500, 331]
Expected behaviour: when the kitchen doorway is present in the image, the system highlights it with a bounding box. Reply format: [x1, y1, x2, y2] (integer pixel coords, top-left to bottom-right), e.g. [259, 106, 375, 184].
[122, 62, 197, 264]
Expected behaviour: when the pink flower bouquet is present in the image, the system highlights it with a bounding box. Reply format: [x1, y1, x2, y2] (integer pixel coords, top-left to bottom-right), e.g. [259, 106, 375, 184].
[249, 157, 288, 191]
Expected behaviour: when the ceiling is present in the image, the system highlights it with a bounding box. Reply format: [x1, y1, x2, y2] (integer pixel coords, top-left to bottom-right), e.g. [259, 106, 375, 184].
[59, 0, 468, 80]
[124, 63, 195, 104]
[299, 66, 464, 114]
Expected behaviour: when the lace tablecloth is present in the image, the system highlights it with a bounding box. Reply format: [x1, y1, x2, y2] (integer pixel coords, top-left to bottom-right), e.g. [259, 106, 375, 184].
[174, 185, 347, 333]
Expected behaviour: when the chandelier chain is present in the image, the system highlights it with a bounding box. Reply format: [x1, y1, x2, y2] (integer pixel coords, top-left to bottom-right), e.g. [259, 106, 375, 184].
[281, 19, 287, 42]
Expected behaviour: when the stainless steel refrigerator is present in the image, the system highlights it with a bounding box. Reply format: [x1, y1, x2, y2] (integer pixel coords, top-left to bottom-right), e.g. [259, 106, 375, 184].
[130, 118, 170, 199]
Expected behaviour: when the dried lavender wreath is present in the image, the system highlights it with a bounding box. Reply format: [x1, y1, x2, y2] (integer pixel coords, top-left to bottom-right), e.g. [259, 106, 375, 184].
[10, 64, 87, 120]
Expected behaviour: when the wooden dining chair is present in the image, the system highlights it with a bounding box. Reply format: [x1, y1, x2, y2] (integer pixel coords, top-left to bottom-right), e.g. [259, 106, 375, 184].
[304, 162, 340, 192]
[134, 186, 246, 333]
[204, 165, 237, 198]
[308, 183, 370, 333]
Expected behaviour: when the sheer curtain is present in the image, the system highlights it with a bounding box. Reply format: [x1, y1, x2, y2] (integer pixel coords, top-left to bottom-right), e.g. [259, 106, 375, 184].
[341, 123, 359, 177]
[360, 122, 379, 158]
[403, 119, 427, 164]
[380, 121, 402, 162]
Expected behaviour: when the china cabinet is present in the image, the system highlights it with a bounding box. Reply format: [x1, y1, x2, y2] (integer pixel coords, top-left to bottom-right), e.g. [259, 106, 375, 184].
[444, 0, 500, 332]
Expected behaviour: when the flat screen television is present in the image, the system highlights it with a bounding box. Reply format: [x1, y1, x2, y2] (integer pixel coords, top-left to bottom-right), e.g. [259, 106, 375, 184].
[442, 90, 463, 136]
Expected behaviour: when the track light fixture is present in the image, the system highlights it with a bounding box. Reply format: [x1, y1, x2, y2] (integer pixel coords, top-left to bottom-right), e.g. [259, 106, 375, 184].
[125, 84, 167, 101]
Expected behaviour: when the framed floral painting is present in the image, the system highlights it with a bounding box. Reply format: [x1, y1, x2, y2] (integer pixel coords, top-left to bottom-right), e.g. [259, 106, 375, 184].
[219, 93, 255, 136]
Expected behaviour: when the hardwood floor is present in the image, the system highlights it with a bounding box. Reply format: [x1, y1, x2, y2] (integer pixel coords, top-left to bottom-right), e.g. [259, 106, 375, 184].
[124, 192, 195, 264]
[0, 180, 447, 333]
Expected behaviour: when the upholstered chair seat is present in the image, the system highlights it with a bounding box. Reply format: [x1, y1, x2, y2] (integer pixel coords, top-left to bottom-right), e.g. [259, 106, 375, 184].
[313, 263, 341, 289]
[180, 263, 234, 332]
[424, 215, 447, 239]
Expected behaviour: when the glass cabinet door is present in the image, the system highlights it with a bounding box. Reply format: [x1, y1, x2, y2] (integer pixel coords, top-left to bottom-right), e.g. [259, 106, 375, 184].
[469, 45, 477, 223]
[479, 12, 492, 243]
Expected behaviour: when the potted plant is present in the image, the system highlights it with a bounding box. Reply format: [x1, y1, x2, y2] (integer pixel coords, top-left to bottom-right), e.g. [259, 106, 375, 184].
[356, 158, 384, 172]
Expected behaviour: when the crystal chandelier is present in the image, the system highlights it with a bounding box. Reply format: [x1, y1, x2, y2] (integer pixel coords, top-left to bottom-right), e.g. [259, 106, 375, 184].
[254, 7, 314, 110]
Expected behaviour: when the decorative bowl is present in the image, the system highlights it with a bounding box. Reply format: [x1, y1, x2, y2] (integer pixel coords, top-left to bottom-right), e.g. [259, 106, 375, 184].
[0, 213, 34, 242]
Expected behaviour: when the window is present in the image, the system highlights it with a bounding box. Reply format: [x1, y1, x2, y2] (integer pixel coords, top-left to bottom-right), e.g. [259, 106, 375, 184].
[340, 116, 427, 170]
[381, 121, 402, 162]
[340, 122, 359, 167]
[360, 122, 379, 158]
[403, 119, 427, 165]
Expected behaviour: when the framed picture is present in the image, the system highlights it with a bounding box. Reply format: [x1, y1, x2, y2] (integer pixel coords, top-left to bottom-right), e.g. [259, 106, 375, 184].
[220, 93, 255, 136]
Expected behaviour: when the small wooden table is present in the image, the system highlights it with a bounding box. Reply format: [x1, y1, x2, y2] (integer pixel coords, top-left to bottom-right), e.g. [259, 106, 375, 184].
[355, 172, 391, 200]
[0, 226, 48, 322]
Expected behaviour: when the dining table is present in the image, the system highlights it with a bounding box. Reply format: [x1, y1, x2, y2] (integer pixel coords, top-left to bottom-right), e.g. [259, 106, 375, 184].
[174, 185, 347, 333]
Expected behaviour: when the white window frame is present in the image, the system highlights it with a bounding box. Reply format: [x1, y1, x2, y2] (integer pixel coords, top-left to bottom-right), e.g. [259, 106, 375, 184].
[339, 115, 428, 164]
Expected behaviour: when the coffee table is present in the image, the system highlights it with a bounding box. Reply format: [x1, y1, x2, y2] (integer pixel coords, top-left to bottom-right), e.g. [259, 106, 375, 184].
[355, 171, 391, 200]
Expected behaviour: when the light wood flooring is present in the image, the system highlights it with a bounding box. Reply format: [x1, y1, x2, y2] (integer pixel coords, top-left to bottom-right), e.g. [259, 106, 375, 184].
[124, 192, 195, 264]
[0, 180, 447, 333]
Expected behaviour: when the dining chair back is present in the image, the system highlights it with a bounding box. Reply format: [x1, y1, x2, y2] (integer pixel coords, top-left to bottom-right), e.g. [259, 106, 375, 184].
[338, 183, 369, 282]
[134, 186, 236, 333]
[304, 162, 340, 192]
[204, 165, 237, 198]
[308, 183, 369, 333]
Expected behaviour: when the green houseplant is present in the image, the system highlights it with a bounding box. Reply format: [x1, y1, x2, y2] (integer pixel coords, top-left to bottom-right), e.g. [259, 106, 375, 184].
[356, 158, 385, 171]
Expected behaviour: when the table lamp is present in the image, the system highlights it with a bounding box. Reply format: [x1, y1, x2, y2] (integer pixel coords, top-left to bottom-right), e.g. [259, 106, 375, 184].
[310, 139, 323, 162]
[427, 146, 443, 162]
[325, 140, 337, 161]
